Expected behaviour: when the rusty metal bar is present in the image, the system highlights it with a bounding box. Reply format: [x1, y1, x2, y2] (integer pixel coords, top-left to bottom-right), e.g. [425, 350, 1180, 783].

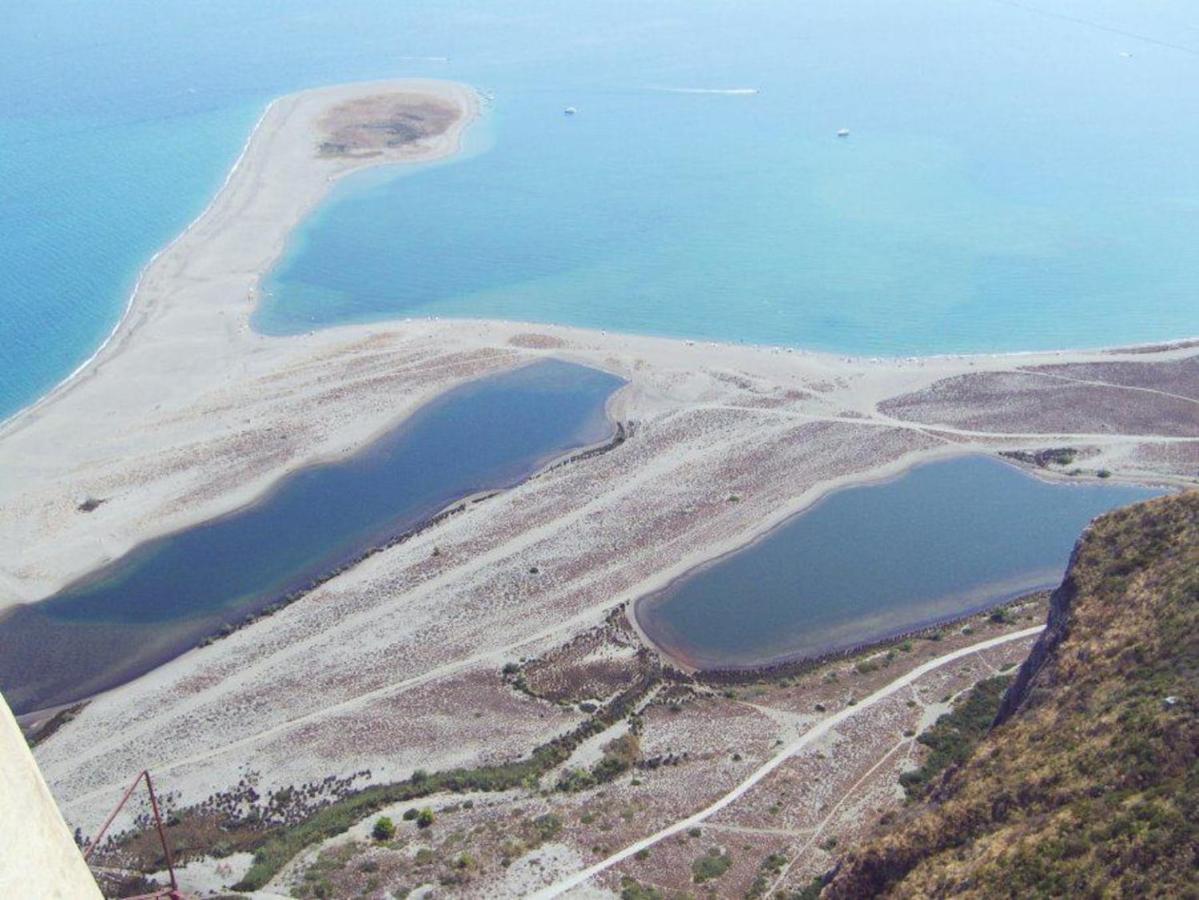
[143, 771, 178, 892]
[82, 769, 185, 898]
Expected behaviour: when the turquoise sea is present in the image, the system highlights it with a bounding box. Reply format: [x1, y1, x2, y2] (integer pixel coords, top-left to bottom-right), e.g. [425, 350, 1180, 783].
[5, 1, 1199, 420]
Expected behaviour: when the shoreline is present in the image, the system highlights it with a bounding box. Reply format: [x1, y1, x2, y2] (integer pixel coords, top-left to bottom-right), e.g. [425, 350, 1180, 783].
[1, 72, 1195, 433]
[0, 78, 481, 442]
[648, 583, 1055, 678]
[3, 79, 1196, 835]
[0, 76, 1192, 608]
[2, 305, 1192, 605]
[623, 449, 1090, 672]
[5, 368, 628, 718]
[0, 101, 280, 434]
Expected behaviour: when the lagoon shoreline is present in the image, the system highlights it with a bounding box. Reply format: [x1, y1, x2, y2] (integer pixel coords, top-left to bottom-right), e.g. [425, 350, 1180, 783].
[1, 78, 1195, 606]
[1, 79, 1195, 839]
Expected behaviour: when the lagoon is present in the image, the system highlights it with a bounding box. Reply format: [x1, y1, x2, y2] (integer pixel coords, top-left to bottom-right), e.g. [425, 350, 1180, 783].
[0, 360, 622, 714]
[636, 456, 1162, 670]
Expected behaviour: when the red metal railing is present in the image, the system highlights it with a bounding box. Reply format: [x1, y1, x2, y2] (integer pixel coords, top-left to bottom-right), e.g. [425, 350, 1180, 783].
[82, 770, 186, 899]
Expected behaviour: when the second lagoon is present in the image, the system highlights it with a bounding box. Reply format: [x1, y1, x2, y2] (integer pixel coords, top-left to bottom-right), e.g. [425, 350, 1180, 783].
[636, 456, 1163, 669]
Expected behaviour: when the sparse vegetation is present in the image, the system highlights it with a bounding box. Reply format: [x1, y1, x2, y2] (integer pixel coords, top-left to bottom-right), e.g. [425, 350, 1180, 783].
[899, 675, 1013, 799]
[691, 847, 733, 883]
[747, 851, 788, 898]
[827, 493, 1199, 898]
[214, 660, 667, 890]
[620, 876, 663, 900]
[1000, 447, 1078, 468]
[558, 733, 642, 791]
[370, 816, 395, 841]
[989, 606, 1016, 625]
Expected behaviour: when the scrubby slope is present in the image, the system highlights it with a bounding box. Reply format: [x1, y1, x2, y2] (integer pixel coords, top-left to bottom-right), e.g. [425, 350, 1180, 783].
[824, 492, 1198, 899]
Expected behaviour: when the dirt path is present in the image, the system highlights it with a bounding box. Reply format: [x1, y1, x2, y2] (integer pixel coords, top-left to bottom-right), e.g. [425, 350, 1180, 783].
[531, 625, 1045, 899]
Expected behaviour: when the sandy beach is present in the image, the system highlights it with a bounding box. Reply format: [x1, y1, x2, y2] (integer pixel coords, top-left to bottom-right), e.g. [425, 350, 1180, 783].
[1, 79, 1196, 882]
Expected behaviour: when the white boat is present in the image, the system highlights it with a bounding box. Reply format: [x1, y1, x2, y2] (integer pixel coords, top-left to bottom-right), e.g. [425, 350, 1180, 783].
[564, 106, 577, 116]
[837, 128, 850, 138]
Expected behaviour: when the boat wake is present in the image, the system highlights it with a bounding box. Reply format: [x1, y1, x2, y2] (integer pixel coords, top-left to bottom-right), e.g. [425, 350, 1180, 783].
[646, 86, 759, 95]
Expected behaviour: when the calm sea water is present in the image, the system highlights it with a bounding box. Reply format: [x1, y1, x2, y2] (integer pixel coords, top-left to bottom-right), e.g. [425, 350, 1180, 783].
[636, 456, 1162, 669]
[4, 2, 1199, 419]
[0, 360, 622, 713]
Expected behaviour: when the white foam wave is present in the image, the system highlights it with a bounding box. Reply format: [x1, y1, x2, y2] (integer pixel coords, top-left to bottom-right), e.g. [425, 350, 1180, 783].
[647, 86, 760, 95]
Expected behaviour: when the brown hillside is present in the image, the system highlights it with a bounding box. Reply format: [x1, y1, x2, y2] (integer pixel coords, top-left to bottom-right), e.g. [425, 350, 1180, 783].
[823, 491, 1199, 899]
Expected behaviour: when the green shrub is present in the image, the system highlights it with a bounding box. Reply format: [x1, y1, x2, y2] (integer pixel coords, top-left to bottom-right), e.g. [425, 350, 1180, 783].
[692, 847, 732, 882]
[416, 808, 435, 829]
[556, 768, 596, 792]
[899, 675, 1012, 799]
[371, 817, 395, 841]
[533, 814, 562, 843]
[620, 876, 663, 900]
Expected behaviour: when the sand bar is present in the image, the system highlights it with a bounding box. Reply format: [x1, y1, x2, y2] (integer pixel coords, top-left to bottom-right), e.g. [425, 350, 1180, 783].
[0, 79, 1195, 846]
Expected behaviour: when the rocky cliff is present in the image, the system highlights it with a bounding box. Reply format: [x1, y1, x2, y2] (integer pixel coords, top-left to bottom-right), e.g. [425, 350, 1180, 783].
[823, 491, 1198, 898]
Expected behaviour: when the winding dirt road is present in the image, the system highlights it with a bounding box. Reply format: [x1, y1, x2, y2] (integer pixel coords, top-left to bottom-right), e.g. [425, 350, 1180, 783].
[532, 625, 1046, 898]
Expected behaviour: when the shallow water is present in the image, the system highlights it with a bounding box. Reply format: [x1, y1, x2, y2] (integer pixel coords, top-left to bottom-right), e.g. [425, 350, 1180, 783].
[0, 360, 622, 714]
[5, 1, 1199, 419]
[636, 456, 1162, 669]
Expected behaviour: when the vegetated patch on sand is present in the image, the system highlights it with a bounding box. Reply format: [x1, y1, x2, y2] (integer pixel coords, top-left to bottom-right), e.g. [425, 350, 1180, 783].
[91, 597, 1046, 897]
[878, 358, 1199, 437]
[317, 92, 461, 158]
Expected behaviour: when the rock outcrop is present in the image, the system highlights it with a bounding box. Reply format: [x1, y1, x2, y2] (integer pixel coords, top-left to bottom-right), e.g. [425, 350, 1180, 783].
[823, 492, 1198, 898]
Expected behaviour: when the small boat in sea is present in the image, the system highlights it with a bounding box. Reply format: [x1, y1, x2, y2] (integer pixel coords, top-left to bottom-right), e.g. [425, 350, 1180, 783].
[837, 128, 850, 138]
[564, 106, 577, 116]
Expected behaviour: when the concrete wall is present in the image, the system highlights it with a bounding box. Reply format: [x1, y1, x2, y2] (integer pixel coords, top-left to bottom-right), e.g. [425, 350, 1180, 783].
[0, 693, 102, 899]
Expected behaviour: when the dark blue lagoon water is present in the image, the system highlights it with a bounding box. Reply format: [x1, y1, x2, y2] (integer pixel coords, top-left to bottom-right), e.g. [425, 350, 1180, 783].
[0, 360, 622, 713]
[6, 1, 1199, 419]
[636, 456, 1162, 670]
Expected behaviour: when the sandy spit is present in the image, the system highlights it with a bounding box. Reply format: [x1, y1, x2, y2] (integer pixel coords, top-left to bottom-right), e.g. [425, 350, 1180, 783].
[0, 79, 1194, 839]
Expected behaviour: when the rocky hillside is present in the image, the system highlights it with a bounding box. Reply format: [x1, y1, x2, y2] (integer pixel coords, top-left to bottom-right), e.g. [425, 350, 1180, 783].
[823, 491, 1198, 898]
